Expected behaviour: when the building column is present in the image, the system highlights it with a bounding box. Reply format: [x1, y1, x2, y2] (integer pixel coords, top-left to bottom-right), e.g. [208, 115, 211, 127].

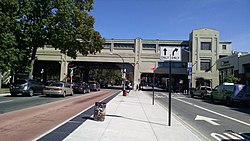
[133, 38, 142, 89]
[60, 54, 69, 82]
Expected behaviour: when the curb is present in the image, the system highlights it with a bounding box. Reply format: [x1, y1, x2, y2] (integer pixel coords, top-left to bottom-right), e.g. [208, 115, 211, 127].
[0, 93, 11, 97]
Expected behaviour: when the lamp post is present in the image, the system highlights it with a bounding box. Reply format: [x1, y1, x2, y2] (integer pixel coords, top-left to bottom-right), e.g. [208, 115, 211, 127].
[110, 53, 126, 93]
[182, 49, 192, 95]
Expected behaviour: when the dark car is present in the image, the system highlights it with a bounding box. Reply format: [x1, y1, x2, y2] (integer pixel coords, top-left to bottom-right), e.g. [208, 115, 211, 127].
[72, 82, 91, 94]
[88, 81, 100, 91]
[9, 79, 44, 96]
[211, 83, 250, 105]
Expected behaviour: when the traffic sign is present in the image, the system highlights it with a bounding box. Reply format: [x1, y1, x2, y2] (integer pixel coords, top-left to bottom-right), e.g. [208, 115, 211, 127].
[160, 47, 181, 61]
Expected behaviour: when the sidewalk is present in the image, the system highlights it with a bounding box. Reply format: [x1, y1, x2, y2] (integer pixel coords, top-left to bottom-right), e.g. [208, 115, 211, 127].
[63, 90, 203, 141]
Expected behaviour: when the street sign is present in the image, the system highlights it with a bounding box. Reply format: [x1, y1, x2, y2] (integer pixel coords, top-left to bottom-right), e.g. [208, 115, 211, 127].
[187, 62, 192, 73]
[187, 67, 192, 73]
[160, 47, 181, 61]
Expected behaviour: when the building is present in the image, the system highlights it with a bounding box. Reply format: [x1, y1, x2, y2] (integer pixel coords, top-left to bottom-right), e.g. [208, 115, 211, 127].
[1, 28, 234, 91]
[217, 52, 250, 85]
[189, 28, 232, 88]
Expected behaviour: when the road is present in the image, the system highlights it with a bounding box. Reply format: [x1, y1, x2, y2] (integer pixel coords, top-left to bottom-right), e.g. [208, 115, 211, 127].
[144, 90, 250, 141]
[0, 94, 83, 114]
[0, 89, 119, 141]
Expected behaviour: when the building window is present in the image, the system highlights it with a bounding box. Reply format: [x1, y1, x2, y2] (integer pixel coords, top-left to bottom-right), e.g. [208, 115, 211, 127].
[142, 44, 156, 48]
[114, 43, 134, 48]
[103, 43, 111, 48]
[200, 59, 211, 71]
[201, 42, 211, 50]
[222, 45, 227, 50]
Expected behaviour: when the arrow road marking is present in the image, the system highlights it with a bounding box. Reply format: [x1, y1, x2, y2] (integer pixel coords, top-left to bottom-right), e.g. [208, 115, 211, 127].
[195, 115, 220, 125]
[174, 97, 250, 127]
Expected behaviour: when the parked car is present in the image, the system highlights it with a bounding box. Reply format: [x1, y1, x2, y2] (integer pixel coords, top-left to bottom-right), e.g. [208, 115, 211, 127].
[43, 82, 73, 97]
[88, 81, 100, 91]
[211, 83, 250, 106]
[72, 82, 90, 94]
[9, 79, 44, 97]
[190, 86, 212, 99]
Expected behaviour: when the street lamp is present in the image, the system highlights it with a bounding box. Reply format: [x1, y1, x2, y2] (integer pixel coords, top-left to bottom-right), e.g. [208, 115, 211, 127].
[109, 52, 126, 92]
[182, 49, 192, 95]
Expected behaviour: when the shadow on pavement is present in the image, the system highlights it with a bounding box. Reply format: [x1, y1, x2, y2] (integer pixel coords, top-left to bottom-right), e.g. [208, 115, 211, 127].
[106, 114, 167, 127]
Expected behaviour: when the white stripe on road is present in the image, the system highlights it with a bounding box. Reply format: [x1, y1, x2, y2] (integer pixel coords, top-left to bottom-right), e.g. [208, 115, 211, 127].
[173, 97, 250, 127]
[0, 100, 13, 104]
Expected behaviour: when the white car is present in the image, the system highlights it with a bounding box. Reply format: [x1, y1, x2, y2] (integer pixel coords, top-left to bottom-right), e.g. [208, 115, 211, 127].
[43, 82, 73, 97]
[191, 86, 212, 99]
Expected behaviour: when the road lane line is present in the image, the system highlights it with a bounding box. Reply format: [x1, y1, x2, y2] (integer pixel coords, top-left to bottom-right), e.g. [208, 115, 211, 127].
[173, 97, 250, 127]
[0, 100, 13, 104]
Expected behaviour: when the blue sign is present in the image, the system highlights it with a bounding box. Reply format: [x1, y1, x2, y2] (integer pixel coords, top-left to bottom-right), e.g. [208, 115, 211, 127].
[187, 67, 192, 73]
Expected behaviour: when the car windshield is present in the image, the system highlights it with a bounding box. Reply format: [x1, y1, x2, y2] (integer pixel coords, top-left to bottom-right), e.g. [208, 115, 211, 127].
[14, 80, 27, 84]
[224, 85, 234, 92]
[50, 83, 63, 87]
[88, 82, 96, 84]
[207, 88, 211, 91]
[75, 83, 83, 86]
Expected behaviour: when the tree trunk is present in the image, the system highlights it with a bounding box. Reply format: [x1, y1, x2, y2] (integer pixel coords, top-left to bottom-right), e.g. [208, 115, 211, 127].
[29, 47, 38, 79]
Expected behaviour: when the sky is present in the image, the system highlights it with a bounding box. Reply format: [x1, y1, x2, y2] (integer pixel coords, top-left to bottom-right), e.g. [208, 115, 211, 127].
[90, 0, 250, 53]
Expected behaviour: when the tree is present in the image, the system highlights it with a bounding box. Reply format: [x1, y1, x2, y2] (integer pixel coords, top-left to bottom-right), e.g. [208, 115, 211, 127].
[0, 0, 28, 87]
[223, 75, 240, 83]
[16, 0, 104, 79]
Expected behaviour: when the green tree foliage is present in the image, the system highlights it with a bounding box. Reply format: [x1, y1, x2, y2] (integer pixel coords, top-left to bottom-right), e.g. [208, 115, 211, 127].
[223, 75, 240, 83]
[0, 0, 21, 72]
[0, 0, 104, 79]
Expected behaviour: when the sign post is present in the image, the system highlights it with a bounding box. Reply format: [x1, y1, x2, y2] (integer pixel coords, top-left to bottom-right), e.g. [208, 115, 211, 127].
[187, 62, 192, 95]
[151, 67, 156, 105]
[160, 47, 181, 126]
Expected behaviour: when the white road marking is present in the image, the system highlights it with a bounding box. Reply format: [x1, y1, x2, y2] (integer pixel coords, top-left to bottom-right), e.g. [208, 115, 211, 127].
[0, 100, 13, 104]
[223, 133, 245, 140]
[211, 133, 229, 141]
[174, 97, 250, 127]
[195, 115, 220, 125]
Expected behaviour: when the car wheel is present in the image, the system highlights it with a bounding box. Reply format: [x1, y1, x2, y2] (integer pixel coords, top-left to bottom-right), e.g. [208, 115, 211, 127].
[190, 94, 194, 98]
[11, 93, 16, 97]
[226, 97, 231, 106]
[201, 93, 205, 99]
[29, 89, 34, 97]
[210, 96, 214, 103]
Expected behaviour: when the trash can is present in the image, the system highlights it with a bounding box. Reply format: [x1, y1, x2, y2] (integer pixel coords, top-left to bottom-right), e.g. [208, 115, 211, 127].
[123, 90, 128, 96]
[93, 102, 106, 121]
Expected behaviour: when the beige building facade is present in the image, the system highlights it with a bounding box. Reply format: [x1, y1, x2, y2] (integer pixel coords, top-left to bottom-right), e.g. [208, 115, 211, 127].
[189, 28, 232, 88]
[32, 28, 233, 90]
